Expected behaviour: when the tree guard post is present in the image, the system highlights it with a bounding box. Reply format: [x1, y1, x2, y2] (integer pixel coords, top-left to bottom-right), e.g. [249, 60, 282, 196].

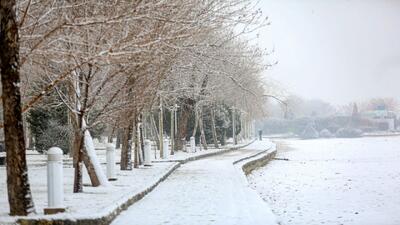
[106, 143, 117, 181]
[162, 138, 169, 159]
[45, 147, 65, 214]
[190, 136, 196, 153]
[144, 140, 152, 166]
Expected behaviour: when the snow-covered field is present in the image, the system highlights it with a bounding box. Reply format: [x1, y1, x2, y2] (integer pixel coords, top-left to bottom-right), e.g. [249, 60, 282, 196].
[248, 136, 400, 225]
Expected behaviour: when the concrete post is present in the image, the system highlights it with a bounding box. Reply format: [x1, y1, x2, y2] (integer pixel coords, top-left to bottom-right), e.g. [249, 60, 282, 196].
[144, 139, 152, 166]
[232, 108, 237, 145]
[45, 147, 65, 214]
[106, 143, 117, 181]
[162, 139, 169, 159]
[190, 136, 196, 153]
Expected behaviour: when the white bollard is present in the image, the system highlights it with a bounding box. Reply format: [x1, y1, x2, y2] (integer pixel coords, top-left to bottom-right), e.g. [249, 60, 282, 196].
[144, 140, 152, 166]
[190, 136, 196, 153]
[45, 147, 65, 214]
[106, 143, 117, 181]
[163, 139, 169, 159]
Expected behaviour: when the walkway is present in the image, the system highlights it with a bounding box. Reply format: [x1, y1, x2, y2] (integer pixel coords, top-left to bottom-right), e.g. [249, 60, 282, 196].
[112, 143, 277, 225]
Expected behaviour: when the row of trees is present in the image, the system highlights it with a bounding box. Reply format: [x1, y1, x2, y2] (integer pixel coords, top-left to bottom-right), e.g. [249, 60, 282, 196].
[1, 0, 271, 215]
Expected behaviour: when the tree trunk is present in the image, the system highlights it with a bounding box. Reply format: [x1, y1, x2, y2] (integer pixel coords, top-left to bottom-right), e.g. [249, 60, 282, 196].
[210, 107, 219, 148]
[150, 115, 160, 151]
[120, 123, 133, 170]
[175, 98, 194, 150]
[23, 115, 29, 149]
[108, 122, 117, 143]
[133, 118, 139, 168]
[192, 106, 199, 137]
[115, 129, 122, 149]
[170, 109, 175, 155]
[232, 108, 237, 145]
[220, 128, 226, 146]
[139, 114, 145, 163]
[72, 120, 105, 191]
[159, 104, 164, 158]
[72, 130, 83, 193]
[0, 0, 35, 215]
[198, 107, 208, 150]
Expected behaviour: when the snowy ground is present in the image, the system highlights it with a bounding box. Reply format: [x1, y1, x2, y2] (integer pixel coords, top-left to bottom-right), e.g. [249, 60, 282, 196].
[112, 140, 277, 225]
[248, 136, 400, 225]
[0, 140, 255, 223]
[0, 149, 175, 223]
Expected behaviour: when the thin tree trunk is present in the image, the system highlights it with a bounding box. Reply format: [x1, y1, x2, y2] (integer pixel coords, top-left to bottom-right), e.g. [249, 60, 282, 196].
[159, 103, 164, 158]
[170, 109, 175, 155]
[23, 115, 29, 149]
[221, 128, 226, 146]
[198, 107, 208, 150]
[108, 121, 118, 143]
[192, 106, 199, 137]
[72, 119, 104, 191]
[150, 115, 160, 151]
[210, 107, 219, 148]
[175, 98, 194, 150]
[73, 130, 83, 193]
[133, 116, 139, 168]
[232, 108, 237, 145]
[136, 114, 143, 165]
[115, 129, 122, 149]
[69, 73, 105, 190]
[68, 110, 74, 157]
[139, 114, 145, 163]
[120, 122, 133, 170]
[0, 0, 35, 214]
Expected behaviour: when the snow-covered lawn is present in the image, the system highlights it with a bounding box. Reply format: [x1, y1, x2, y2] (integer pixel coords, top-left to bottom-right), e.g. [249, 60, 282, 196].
[248, 136, 400, 225]
[0, 149, 176, 223]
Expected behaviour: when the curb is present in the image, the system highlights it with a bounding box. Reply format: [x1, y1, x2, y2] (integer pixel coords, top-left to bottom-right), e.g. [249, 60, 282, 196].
[231, 143, 279, 225]
[16, 163, 180, 225]
[179, 139, 256, 164]
[150, 139, 256, 164]
[233, 143, 277, 175]
[14, 140, 256, 225]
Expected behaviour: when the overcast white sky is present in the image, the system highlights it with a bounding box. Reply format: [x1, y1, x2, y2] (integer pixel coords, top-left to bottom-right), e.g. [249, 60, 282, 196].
[257, 0, 400, 105]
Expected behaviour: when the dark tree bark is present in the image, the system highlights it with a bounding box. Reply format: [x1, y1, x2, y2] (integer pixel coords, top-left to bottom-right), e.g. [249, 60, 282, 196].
[139, 115, 145, 160]
[0, 0, 35, 215]
[71, 120, 102, 192]
[175, 98, 194, 150]
[198, 108, 208, 150]
[151, 114, 160, 150]
[72, 130, 84, 193]
[210, 107, 219, 148]
[133, 117, 139, 168]
[170, 109, 175, 155]
[69, 78, 102, 192]
[108, 121, 118, 143]
[120, 123, 133, 170]
[192, 107, 199, 137]
[115, 129, 122, 149]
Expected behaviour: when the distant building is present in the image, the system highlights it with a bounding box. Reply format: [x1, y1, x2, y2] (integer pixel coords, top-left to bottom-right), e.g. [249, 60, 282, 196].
[361, 110, 397, 131]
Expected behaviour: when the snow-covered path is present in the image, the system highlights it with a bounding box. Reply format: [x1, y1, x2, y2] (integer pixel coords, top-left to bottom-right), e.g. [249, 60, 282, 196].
[248, 137, 400, 225]
[112, 141, 277, 225]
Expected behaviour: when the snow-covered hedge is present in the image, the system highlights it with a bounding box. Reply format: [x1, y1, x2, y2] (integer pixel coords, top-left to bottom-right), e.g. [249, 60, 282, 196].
[319, 129, 334, 138]
[335, 128, 363, 138]
[300, 123, 319, 139]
